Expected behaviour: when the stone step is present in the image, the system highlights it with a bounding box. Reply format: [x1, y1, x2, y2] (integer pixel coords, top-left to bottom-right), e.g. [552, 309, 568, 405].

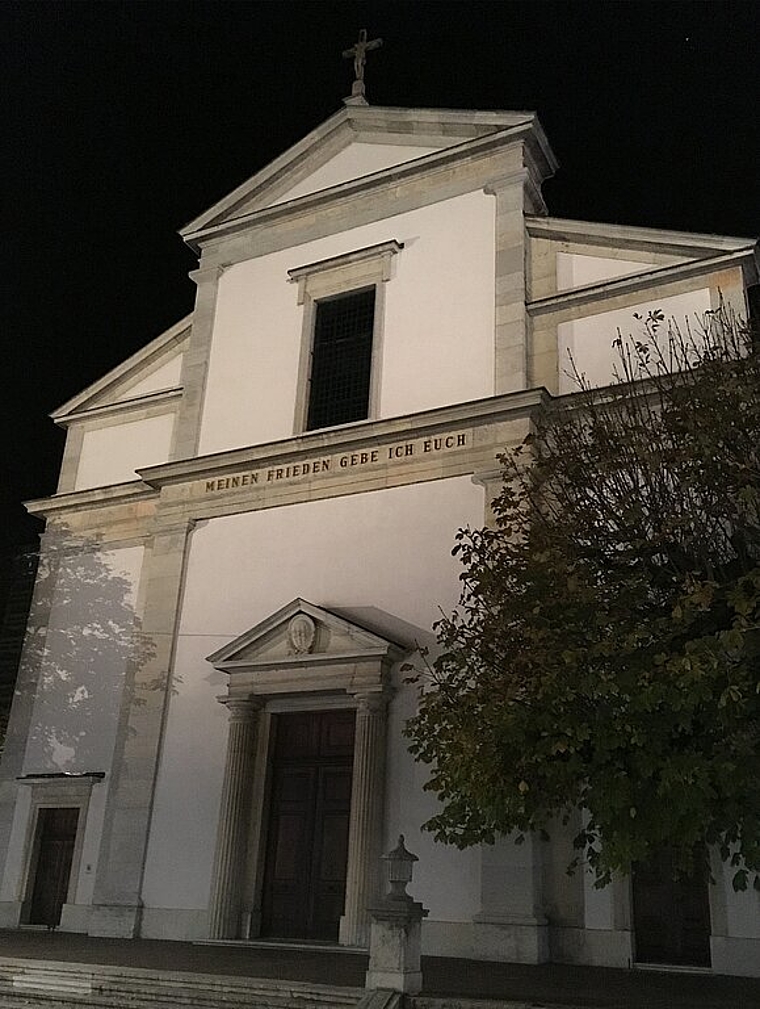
[0, 957, 365, 1009]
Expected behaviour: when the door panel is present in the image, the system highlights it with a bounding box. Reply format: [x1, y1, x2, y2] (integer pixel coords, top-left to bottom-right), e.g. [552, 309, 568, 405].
[633, 850, 711, 966]
[262, 711, 354, 940]
[311, 766, 352, 939]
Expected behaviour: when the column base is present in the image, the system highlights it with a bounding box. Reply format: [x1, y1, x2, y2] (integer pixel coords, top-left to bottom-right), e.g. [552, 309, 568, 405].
[88, 904, 142, 938]
[339, 913, 369, 948]
[0, 901, 23, 928]
[59, 903, 90, 933]
[365, 969, 423, 993]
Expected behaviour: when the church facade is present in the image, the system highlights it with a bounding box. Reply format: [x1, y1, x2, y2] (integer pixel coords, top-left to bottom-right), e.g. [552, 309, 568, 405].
[0, 101, 758, 976]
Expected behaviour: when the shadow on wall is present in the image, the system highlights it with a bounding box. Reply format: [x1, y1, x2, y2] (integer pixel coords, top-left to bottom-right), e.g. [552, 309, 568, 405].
[14, 526, 159, 774]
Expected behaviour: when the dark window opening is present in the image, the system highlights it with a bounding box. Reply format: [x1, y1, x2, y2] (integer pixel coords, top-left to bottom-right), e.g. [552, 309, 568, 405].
[306, 287, 375, 431]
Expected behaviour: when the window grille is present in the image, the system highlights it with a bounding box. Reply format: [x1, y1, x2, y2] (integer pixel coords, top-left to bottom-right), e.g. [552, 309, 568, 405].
[306, 287, 376, 430]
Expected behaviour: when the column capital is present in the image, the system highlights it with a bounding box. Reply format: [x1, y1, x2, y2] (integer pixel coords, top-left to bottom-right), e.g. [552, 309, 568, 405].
[483, 168, 528, 197]
[218, 695, 262, 723]
[188, 264, 227, 286]
[351, 690, 390, 714]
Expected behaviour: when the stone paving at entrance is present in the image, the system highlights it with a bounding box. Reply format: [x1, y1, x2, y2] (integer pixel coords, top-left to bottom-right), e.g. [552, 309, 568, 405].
[0, 931, 758, 1008]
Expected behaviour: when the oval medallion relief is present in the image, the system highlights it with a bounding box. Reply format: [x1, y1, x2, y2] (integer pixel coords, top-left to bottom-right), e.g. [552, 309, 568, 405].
[288, 614, 316, 654]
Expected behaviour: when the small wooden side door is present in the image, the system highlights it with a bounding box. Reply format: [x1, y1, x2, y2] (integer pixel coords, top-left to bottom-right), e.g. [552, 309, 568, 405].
[633, 850, 711, 966]
[28, 807, 79, 927]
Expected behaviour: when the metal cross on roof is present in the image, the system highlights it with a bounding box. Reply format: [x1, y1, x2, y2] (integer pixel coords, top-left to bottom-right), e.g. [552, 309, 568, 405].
[342, 29, 383, 105]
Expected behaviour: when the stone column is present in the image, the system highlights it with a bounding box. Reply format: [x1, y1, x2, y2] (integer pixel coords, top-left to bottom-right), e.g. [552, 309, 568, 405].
[207, 696, 261, 939]
[340, 691, 388, 947]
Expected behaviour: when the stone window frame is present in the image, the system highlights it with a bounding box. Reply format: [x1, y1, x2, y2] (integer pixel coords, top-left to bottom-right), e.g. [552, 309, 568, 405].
[17, 774, 102, 925]
[288, 240, 403, 434]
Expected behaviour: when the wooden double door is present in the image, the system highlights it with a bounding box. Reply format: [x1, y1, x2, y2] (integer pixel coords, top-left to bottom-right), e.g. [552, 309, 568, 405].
[261, 710, 355, 941]
[633, 850, 712, 966]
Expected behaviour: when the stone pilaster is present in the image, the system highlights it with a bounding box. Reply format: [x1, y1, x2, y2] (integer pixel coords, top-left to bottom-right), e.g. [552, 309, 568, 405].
[207, 697, 261, 939]
[485, 171, 530, 395]
[89, 520, 193, 938]
[340, 691, 388, 947]
[171, 263, 225, 461]
[472, 469, 504, 529]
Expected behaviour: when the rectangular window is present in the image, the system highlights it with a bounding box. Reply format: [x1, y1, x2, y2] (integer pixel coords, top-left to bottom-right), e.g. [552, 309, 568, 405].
[306, 288, 376, 431]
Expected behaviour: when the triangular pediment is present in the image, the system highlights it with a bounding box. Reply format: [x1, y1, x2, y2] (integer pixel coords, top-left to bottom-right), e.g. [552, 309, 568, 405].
[181, 105, 546, 242]
[207, 598, 405, 671]
[51, 315, 191, 425]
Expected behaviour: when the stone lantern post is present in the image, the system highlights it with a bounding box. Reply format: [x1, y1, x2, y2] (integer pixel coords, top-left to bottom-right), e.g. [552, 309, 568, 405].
[365, 835, 428, 994]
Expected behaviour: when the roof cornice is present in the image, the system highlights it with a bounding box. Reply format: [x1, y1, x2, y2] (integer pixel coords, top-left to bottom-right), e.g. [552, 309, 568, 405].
[138, 387, 551, 490]
[527, 246, 759, 317]
[54, 388, 183, 428]
[527, 215, 757, 254]
[52, 314, 192, 421]
[25, 480, 157, 518]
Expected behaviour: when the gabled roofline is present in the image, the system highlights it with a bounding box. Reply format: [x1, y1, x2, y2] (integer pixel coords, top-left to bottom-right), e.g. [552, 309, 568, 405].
[527, 215, 757, 255]
[181, 105, 554, 243]
[54, 388, 183, 428]
[182, 118, 556, 252]
[181, 107, 351, 236]
[51, 314, 192, 422]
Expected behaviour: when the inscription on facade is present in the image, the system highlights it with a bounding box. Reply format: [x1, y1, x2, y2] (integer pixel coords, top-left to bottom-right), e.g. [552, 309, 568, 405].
[204, 431, 467, 494]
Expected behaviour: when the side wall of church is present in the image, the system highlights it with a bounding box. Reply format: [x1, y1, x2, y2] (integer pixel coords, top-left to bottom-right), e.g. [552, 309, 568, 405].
[0, 544, 145, 923]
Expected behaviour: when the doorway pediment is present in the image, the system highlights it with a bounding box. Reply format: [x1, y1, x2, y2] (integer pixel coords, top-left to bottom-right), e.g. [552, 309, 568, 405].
[206, 598, 406, 698]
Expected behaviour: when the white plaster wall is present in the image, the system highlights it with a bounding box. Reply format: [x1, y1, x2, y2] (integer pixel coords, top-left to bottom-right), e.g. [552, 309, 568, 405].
[722, 869, 760, 939]
[74, 413, 175, 490]
[556, 253, 657, 292]
[141, 476, 484, 919]
[583, 865, 615, 931]
[557, 289, 713, 393]
[116, 355, 183, 401]
[21, 546, 144, 776]
[198, 191, 495, 456]
[272, 143, 440, 205]
[386, 669, 480, 921]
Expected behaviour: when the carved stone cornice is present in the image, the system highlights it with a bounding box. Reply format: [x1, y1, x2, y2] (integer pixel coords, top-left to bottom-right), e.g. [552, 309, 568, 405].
[137, 388, 550, 491]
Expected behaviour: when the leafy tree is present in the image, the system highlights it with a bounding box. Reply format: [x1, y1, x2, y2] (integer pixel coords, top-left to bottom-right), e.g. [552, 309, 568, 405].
[406, 302, 760, 890]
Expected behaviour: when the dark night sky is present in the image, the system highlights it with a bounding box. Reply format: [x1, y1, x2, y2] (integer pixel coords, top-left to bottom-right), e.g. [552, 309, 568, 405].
[2, 1, 759, 559]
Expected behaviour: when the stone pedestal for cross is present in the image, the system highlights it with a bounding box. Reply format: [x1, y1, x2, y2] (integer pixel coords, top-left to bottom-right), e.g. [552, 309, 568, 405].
[365, 836, 428, 994]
